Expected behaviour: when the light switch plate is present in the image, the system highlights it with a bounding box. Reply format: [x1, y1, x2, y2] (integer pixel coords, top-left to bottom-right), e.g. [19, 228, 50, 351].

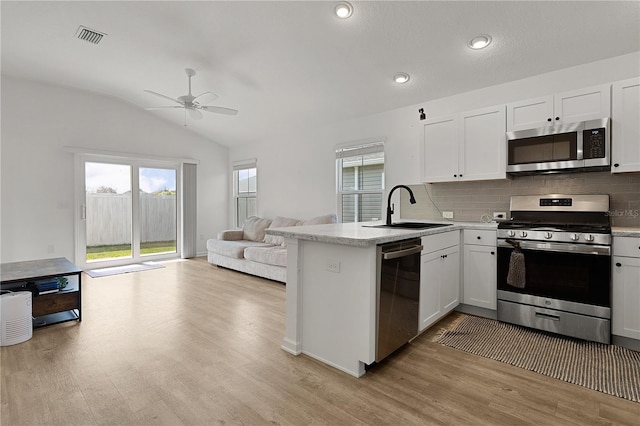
[442, 211, 454, 219]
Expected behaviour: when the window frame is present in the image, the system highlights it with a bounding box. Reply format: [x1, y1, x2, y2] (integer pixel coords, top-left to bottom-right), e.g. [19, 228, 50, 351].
[336, 141, 385, 223]
[233, 159, 258, 227]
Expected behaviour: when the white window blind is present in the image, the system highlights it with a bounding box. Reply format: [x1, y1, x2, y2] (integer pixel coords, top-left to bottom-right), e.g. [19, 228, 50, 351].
[233, 159, 257, 227]
[336, 142, 385, 223]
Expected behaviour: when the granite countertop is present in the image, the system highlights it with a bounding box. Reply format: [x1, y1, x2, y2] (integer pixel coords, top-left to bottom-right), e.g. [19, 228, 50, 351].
[612, 227, 640, 237]
[266, 221, 497, 247]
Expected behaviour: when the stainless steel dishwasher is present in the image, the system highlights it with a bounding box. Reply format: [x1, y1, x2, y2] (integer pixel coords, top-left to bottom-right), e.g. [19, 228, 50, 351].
[376, 238, 423, 362]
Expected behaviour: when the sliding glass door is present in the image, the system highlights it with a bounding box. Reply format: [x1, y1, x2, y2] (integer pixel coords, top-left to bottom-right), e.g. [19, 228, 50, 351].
[85, 162, 133, 262]
[78, 157, 180, 269]
[139, 167, 177, 257]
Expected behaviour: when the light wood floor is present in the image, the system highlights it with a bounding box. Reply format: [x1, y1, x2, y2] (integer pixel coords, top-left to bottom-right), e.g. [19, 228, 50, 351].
[2, 257, 639, 425]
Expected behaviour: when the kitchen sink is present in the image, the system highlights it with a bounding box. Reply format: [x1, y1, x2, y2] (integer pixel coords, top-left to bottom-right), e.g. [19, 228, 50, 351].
[364, 222, 453, 230]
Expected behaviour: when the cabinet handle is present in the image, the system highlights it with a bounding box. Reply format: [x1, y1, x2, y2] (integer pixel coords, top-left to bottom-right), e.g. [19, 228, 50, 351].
[491, 251, 495, 255]
[547, 118, 552, 122]
[453, 174, 457, 177]
[459, 174, 463, 177]
[555, 117, 560, 121]
[477, 236, 481, 240]
[614, 163, 619, 167]
[615, 262, 622, 267]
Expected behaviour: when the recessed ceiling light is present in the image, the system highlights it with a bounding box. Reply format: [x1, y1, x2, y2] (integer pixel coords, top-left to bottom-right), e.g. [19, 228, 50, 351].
[468, 35, 492, 50]
[393, 73, 410, 84]
[335, 2, 353, 19]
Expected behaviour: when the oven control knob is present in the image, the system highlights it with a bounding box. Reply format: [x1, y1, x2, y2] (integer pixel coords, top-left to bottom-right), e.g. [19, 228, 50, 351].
[584, 234, 595, 242]
[544, 232, 553, 239]
[507, 230, 515, 237]
[519, 231, 528, 238]
[570, 233, 579, 241]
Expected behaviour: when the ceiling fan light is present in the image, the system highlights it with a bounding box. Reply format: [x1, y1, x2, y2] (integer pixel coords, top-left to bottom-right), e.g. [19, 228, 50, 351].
[469, 35, 492, 49]
[335, 2, 353, 19]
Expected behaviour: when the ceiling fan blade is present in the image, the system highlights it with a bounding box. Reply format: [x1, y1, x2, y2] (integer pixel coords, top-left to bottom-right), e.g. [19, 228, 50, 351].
[188, 108, 203, 120]
[200, 106, 239, 116]
[145, 106, 184, 110]
[144, 90, 181, 105]
[194, 91, 219, 104]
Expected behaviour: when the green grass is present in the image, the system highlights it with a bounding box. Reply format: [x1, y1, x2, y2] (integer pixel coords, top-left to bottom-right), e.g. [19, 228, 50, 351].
[86, 241, 176, 261]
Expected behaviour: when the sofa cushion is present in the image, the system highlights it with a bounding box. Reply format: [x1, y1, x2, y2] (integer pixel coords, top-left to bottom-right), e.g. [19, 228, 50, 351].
[207, 239, 273, 259]
[301, 213, 338, 226]
[244, 246, 288, 267]
[242, 216, 273, 242]
[264, 216, 301, 246]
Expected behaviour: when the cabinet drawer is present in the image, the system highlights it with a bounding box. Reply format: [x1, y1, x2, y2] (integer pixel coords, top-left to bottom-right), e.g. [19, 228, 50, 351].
[613, 236, 640, 258]
[463, 229, 496, 246]
[421, 231, 459, 254]
[32, 292, 79, 317]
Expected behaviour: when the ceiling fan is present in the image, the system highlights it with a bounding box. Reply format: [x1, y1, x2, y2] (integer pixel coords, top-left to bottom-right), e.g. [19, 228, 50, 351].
[144, 68, 238, 123]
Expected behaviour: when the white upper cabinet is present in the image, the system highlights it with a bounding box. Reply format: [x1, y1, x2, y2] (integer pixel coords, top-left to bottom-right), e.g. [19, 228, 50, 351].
[507, 84, 611, 132]
[506, 95, 554, 132]
[459, 105, 506, 181]
[422, 105, 506, 183]
[422, 115, 459, 182]
[612, 77, 640, 173]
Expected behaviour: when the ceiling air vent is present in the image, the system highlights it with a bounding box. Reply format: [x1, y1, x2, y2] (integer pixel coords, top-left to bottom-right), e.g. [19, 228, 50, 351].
[75, 26, 106, 44]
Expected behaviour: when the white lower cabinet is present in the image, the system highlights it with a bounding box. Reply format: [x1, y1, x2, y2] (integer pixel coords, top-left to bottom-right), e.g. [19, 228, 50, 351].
[612, 236, 640, 340]
[419, 232, 460, 332]
[462, 230, 497, 310]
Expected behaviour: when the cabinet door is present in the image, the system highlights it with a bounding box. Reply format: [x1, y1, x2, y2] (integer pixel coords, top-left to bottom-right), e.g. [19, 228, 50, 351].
[419, 250, 442, 331]
[612, 78, 640, 173]
[463, 244, 497, 310]
[459, 105, 506, 181]
[422, 115, 459, 183]
[612, 256, 640, 340]
[506, 95, 553, 132]
[440, 246, 460, 313]
[555, 84, 611, 125]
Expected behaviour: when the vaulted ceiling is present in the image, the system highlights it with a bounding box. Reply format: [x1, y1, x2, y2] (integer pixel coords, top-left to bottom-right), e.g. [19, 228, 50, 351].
[2, 1, 639, 146]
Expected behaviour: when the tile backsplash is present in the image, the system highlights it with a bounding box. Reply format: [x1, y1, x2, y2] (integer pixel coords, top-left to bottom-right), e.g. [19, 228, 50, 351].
[401, 171, 640, 227]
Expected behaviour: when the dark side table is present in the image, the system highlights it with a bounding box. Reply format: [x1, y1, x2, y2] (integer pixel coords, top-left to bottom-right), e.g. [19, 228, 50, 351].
[0, 257, 82, 328]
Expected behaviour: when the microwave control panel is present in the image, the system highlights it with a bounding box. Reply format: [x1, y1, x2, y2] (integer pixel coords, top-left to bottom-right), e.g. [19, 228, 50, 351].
[583, 128, 606, 159]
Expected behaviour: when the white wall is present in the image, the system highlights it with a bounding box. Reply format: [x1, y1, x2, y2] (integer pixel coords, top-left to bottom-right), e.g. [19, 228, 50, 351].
[229, 52, 640, 221]
[1, 75, 229, 263]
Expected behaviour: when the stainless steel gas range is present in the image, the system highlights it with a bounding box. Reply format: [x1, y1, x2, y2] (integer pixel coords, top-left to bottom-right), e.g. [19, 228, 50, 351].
[497, 194, 612, 344]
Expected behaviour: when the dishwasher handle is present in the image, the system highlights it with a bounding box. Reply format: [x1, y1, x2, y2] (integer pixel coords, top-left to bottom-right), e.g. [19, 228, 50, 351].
[382, 245, 423, 260]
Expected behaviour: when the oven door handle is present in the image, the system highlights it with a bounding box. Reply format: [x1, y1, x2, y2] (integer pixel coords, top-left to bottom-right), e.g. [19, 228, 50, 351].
[382, 245, 423, 260]
[497, 239, 611, 255]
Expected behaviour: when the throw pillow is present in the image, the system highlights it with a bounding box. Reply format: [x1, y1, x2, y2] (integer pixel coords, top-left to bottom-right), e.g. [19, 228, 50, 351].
[301, 213, 338, 226]
[242, 216, 273, 242]
[264, 216, 301, 246]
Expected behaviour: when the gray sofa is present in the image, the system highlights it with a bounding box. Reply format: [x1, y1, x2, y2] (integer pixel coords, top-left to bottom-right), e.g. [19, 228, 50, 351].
[207, 214, 337, 283]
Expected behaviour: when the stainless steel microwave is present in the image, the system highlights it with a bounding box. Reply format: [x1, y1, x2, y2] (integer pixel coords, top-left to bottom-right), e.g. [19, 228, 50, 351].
[506, 118, 610, 174]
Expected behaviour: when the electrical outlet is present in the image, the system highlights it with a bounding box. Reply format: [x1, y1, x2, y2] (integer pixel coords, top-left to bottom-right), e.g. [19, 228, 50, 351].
[493, 212, 507, 220]
[326, 260, 341, 273]
[442, 211, 454, 219]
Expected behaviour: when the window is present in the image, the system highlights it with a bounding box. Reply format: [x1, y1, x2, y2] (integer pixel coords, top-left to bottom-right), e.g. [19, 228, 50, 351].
[233, 159, 257, 227]
[336, 142, 385, 223]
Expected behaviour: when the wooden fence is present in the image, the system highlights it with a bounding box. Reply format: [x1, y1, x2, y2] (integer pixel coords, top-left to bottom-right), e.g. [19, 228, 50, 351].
[86, 193, 176, 246]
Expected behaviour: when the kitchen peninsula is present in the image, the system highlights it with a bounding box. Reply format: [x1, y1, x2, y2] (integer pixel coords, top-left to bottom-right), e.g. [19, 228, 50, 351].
[266, 221, 496, 377]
